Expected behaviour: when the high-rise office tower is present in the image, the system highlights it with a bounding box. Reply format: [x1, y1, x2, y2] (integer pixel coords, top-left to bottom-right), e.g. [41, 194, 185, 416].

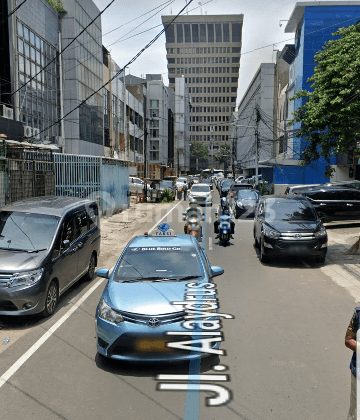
[162, 14, 243, 165]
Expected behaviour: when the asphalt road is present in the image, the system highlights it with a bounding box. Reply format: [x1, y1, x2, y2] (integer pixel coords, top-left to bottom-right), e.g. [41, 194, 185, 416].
[0, 190, 357, 420]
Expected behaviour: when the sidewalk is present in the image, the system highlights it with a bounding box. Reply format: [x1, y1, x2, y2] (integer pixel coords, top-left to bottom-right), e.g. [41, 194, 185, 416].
[326, 225, 360, 281]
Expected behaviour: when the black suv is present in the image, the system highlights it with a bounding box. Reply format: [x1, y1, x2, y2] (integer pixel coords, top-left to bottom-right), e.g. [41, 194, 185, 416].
[253, 195, 327, 263]
[298, 186, 360, 222]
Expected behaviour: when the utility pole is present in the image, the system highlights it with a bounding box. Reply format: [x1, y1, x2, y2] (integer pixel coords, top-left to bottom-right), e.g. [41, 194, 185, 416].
[255, 107, 260, 186]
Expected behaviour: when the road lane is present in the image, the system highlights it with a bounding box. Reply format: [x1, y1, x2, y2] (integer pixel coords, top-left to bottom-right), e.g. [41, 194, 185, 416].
[0, 190, 358, 420]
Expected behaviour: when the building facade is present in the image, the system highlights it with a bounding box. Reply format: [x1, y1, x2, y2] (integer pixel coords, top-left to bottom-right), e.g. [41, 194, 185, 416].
[174, 76, 190, 174]
[162, 14, 243, 164]
[272, 1, 360, 191]
[235, 63, 275, 182]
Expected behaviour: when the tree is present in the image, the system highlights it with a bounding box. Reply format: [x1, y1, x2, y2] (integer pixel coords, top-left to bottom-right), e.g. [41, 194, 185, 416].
[290, 22, 360, 177]
[190, 141, 209, 171]
[215, 145, 231, 169]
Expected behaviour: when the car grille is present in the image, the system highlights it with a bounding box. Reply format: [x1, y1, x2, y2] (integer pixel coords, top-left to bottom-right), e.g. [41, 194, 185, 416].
[275, 239, 319, 251]
[279, 232, 315, 241]
[0, 273, 12, 288]
[193, 196, 206, 202]
[120, 310, 187, 326]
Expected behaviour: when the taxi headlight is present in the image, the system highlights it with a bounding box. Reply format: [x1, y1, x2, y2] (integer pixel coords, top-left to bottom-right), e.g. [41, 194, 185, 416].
[8, 268, 44, 288]
[314, 228, 327, 238]
[98, 299, 124, 324]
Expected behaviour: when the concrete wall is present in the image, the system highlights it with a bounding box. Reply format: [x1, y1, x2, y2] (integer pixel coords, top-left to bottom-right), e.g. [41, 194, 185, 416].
[100, 160, 129, 214]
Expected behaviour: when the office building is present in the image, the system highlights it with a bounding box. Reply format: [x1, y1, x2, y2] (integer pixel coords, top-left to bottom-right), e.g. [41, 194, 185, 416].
[162, 14, 243, 163]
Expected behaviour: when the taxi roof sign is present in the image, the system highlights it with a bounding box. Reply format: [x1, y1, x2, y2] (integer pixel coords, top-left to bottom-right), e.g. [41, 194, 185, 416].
[147, 223, 177, 237]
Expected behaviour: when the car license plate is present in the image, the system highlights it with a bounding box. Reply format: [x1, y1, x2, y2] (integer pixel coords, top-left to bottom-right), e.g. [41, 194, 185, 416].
[135, 339, 172, 352]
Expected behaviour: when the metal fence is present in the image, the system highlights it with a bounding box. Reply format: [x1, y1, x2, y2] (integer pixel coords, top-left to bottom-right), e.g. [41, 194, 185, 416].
[0, 142, 55, 207]
[54, 153, 129, 214]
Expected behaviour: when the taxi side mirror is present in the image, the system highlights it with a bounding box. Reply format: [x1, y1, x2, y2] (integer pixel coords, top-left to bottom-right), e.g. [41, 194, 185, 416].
[210, 266, 224, 277]
[95, 268, 110, 279]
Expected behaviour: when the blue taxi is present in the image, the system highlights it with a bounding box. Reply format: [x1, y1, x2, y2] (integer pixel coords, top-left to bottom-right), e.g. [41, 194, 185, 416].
[95, 224, 224, 362]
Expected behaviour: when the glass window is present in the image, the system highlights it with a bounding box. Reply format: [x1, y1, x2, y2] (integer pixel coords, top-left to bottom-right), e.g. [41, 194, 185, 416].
[184, 24, 191, 43]
[232, 22, 242, 42]
[17, 21, 23, 37]
[30, 31, 35, 46]
[207, 23, 214, 42]
[30, 47, 36, 61]
[18, 39, 24, 54]
[200, 24, 206, 42]
[223, 23, 230, 42]
[24, 27, 30, 41]
[18, 55, 24, 73]
[232, 47, 241, 53]
[24, 42, 30, 58]
[215, 24, 222, 42]
[192, 24, 199, 42]
[232, 56, 240, 63]
[35, 36, 41, 50]
[176, 23, 183, 43]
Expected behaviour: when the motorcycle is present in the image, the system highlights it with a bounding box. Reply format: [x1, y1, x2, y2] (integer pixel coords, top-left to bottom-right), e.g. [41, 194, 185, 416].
[182, 211, 203, 242]
[218, 214, 232, 246]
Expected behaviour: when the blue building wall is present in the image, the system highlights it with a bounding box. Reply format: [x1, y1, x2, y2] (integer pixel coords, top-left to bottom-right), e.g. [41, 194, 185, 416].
[289, 4, 360, 183]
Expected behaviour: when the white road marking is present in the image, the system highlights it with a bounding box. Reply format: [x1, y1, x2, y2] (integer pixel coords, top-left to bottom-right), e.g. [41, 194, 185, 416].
[0, 201, 186, 390]
[209, 237, 213, 251]
[209, 216, 211, 224]
[148, 200, 183, 233]
[301, 260, 311, 268]
[0, 200, 186, 390]
[0, 278, 105, 390]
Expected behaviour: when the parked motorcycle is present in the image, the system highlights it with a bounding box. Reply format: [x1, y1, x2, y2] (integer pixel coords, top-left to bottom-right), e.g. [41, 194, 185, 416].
[218, 214, 232, 246]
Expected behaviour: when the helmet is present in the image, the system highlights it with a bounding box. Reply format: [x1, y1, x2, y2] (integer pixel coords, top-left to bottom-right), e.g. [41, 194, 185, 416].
[221, 197, 227, 207]
[189, 198, 197, 207]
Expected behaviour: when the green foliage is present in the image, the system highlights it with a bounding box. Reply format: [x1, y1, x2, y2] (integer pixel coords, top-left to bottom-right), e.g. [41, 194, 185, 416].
[45, 0, 66, 14]
[290, 23, 360, 172]
[161, 188, 173, 200]
[258, 181, 269, 195]
[190, 141, 208, 160]
[214, 145, 231, 162]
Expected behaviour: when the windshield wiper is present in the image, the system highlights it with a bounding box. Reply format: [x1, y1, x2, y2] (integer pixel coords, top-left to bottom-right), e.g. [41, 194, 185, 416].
[176, 275, 202, 281]
[27, 248, 47, 253]
[121, 276, 172, 283]
[0, 247, 30, 252]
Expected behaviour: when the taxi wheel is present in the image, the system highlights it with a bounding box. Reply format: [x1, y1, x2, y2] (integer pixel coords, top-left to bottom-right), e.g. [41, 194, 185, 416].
[315, 255, 326, 264]
[42, 280, 58, 317]
[84, 253, 96, 281]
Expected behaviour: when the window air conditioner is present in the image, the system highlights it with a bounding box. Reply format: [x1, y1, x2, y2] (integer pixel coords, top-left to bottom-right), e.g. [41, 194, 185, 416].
[33, 128, 40, 139]
[24, 126, 32, 138]
[0, 105, 13, 120]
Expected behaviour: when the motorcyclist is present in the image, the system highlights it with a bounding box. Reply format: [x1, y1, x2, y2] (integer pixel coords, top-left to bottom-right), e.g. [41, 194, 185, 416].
[182, 198, 203, 234]
[214, 197, 235, 239]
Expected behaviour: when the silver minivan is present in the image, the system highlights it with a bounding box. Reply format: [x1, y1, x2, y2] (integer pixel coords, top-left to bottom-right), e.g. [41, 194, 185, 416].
[0, 196, 100, 317]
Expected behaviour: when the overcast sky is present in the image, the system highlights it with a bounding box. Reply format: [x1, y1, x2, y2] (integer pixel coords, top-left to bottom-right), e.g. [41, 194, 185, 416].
[91, 0, 344, 104]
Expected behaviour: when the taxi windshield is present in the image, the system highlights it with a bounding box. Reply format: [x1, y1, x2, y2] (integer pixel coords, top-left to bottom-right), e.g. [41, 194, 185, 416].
[113, 245, 204, 281]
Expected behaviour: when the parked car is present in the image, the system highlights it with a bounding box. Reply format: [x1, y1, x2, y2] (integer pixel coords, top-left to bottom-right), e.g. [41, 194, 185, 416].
[95, 224, 224, 362]
[219, 179, 234, 197]
[0, 197, 100, 316]
[298, 186, 360, 222]
[129, 177, 152, 197]
[188, 183, 213, 206]
[201, 178, 213, 190]
[321, 180, 360, 190]
[253, 195, 327, 263]
[231, 189, 260, 219]
[284, 184, 321, 195]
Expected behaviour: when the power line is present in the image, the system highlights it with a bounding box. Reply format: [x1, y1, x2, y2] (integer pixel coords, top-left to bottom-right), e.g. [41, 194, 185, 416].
[32, 0, 195, 140]
[0, 0, 28, 26]
[11, 0, 117, 97]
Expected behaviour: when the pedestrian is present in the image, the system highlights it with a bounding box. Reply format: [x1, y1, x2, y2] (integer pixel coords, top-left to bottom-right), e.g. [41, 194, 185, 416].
[345, 307, 360, 419]
[177, 184, 183, 200]
[183, 181, 188, 200]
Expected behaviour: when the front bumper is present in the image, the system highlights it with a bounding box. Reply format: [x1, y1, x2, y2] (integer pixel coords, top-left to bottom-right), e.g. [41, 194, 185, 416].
[262, 235, 327, 258]
[0, 279, 47, 315]
[96, 316, 221, 363]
